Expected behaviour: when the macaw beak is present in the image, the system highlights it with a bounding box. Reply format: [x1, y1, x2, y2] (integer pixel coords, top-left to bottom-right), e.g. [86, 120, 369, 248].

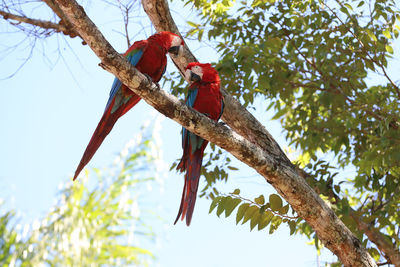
[168, 46, 180, 56]
[190, 71, 201, 82]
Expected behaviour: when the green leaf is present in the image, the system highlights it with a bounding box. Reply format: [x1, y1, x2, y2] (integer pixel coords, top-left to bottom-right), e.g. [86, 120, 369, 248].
[254, 195, 265, 205]
[258, 211, 273, 230]
[198, 29, 204, 41]
[209, 196, 222, 214]
[288, 220, 296, 235]
[250, 212, 261, 231]
[224, 198, 241, 217]
[340, 7, 349, 14]
[187, 21, 198, 27]
[236, 203, 250, 224]
[334, 185, 340, 194]
[269, 194, 283, 211]
[280, 204, 289, 214]
[269, 216, 282, 234]
[365, 60, 375, 71]
[242, 205, 258, 225]
[365, 29, 377, 42]
[385, 44, 393, 54]
[344, 3, 353, 11]
[383, 29, 391, 39]
[216, 197, 228, 217]
[231, 189, 240, 195]
[368, 248, 380, 261]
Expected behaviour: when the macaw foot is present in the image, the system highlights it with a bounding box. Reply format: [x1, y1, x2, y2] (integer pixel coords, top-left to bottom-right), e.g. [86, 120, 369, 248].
[154, 82, 161, 90]
[143, 73, 153, 83]
[143, 73, 160, 90]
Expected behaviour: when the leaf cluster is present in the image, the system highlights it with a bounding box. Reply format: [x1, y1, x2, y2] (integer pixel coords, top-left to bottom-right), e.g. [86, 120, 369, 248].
[0, 123, 163, 266]
[185, 0, 400, 262]
[209, 189, 299, 235]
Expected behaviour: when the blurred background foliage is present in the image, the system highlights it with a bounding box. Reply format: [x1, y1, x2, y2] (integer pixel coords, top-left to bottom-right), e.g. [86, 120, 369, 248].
[0, 119, 164, 266]
[1, 0, 400, 265]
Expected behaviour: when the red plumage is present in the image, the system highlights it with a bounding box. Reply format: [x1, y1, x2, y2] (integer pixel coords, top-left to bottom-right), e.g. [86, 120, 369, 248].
[175, 63, 223, 226]
[74, 32, 183, 180]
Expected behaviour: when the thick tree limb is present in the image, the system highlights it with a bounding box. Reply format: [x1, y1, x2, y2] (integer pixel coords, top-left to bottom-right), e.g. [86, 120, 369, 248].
[350, 210, 400, 266]
[298, 168, 400, 267]
[53, 0, 376, 266]
[141, 0, 289, 162]
[42, 0, 79, 38]
[142, 1, 400, 265]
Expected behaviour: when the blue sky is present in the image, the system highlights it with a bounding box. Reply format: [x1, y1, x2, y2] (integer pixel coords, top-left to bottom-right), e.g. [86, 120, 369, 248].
[3, 0, 399, 266]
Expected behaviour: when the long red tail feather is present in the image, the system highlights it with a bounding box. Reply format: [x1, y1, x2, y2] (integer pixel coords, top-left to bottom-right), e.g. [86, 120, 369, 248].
[73, 93, 141, 180]
[174, 146, 205, 226]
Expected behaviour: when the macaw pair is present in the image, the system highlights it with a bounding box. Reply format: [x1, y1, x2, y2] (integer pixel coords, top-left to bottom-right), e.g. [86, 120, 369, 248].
[73, 32, 224, 226]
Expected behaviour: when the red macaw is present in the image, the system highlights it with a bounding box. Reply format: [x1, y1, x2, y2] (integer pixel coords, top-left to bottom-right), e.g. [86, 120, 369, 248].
[73, 31, 184, 180]
[174, 63, 224, 226]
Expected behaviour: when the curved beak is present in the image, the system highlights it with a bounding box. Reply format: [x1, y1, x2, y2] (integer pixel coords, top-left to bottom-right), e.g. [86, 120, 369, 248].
[190, 71, 201, 82]
[168, 46, 180, 56]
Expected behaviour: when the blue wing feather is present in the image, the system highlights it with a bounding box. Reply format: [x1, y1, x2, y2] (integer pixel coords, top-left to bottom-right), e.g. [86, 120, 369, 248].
[186, 87, 198, 108]
[105, 48, 144, 111]
[182, 86, 204, 153]
[182, 87, 198, 148]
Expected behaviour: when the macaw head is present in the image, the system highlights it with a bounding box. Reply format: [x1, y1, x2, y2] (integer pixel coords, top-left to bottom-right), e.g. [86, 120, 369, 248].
[152, 31, 184, 56]
[185, 62, 220, 84]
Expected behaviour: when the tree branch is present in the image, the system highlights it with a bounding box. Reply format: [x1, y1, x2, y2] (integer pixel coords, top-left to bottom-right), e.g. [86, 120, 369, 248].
[298, 168, 400, 267]
[0, 9, 63, 33]
[53, 0, 376, 266]
[141, 0, 291, 167]
[350, 210, 400, 266]
[42, 0, 79, 38]
[328, 1, 400, 100]
[0, 9, 78, 38]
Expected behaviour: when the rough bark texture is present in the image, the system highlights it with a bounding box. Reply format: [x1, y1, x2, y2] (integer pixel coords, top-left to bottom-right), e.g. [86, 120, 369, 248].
[141, 0, 288, 162]
[42, 0, 80, 38]
[52, 0, 377, 266]
[142, 1, 400, 266]
[298, 168, 400, 267]
[350, 210, 400, 266]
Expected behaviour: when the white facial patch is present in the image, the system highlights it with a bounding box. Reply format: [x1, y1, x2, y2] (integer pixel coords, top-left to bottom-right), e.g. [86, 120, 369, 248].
[190, 65, 203, 78]
[171, 35, 182, 48]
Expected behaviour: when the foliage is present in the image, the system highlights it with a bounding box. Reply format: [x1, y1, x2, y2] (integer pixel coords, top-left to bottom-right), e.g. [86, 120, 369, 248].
[183, 0, 400, 263]
[0, 122, 163, 266]
[0, 207, 21, 266]
[2, 0, 400, 264]
[209, 189, 298, 234]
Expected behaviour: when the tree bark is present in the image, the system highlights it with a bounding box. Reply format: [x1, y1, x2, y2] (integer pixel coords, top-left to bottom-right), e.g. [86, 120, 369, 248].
[42, 0, 80, 38]
[298, 168, 400, 267]
[350, 210, 400, 266]
[142, 1, 400, 266]
[141, 0, 289, 162]
[51, 0, 377, 266]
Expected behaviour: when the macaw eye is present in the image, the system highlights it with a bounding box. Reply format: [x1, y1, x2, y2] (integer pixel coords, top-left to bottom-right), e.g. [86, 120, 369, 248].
[191, 66, 203, 78]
